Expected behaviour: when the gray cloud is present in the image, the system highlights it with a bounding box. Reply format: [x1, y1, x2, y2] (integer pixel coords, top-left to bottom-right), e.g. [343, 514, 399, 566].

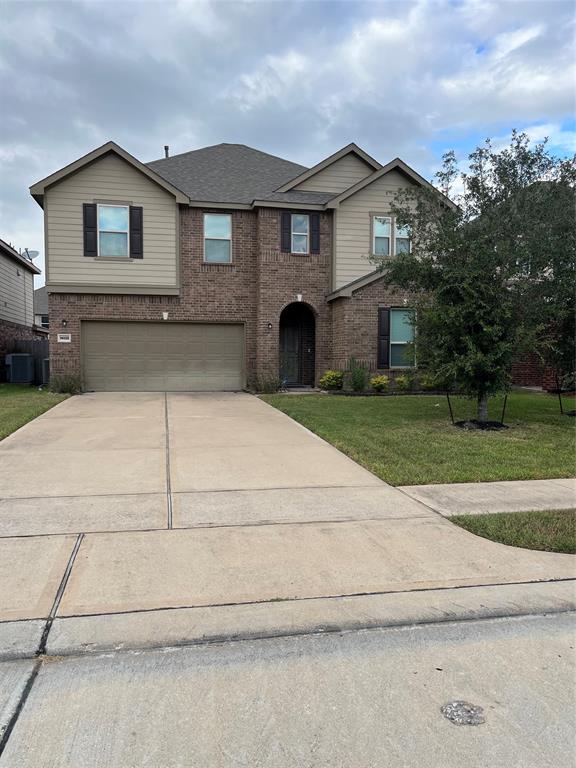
[0, 0, 574, 284]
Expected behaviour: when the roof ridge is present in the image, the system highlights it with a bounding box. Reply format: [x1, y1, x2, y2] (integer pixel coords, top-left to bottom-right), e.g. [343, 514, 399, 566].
[147, 143, 307, 171]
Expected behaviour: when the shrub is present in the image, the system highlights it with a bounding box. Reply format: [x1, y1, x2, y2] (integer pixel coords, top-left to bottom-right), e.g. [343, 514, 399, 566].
[370, 375, 389, 393]
[249, 369, 282, 393]
[418, 372, 437, 391]
[394, 374, 410, 392]
[50, 374, 83, 394]
[347, 357, 369, 392]
[318, 370, 344, 391]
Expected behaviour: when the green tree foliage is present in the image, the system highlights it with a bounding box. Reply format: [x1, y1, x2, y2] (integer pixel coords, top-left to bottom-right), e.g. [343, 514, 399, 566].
[377, 131, 576, 422]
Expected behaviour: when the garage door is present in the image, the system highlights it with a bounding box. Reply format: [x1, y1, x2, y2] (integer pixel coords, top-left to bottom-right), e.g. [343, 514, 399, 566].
[82, 322, 244, 391]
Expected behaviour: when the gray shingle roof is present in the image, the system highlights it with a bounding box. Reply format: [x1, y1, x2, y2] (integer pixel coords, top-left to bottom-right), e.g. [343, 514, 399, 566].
[259, 190, 336, 205]
[147, 144, 307, 205]
[34, 286, 48, 314]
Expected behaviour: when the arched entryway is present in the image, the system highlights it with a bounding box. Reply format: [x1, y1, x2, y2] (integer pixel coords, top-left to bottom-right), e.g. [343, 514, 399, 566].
[279, 303, 316, 387]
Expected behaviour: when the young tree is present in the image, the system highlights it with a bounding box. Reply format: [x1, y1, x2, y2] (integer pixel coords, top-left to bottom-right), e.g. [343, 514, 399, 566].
[377, 132, 576, 423]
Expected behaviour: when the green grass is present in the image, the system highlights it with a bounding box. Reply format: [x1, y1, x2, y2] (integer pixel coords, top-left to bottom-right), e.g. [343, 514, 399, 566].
[451, 509, 576, 554]
[0, 383, 68, 440]
[261, 391, 576, 485]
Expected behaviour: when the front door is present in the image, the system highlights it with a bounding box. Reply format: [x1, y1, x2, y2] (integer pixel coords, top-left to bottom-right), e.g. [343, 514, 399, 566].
[280, 323, 300, 385]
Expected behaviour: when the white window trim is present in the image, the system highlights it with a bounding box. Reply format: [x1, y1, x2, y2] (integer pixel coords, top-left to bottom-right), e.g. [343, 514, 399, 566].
[372, 215, 391, 257]
[291, 214, 309, 254]
[389, 308, 416, 370]
[97, 203, 130, 258]
[394, 221, 412, 255]
[203, 213, 232, 263]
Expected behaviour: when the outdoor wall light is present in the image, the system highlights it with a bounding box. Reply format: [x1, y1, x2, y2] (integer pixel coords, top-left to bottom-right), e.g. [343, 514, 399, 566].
[162, 311, 169, 321]
[61, 319, 68, 328]
[296, 293, 303, 302]
[267, 322, 273, 330]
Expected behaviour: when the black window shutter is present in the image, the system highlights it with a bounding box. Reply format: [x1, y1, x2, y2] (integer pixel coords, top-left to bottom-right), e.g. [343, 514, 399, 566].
[83, 203, 97, 258]
[377, 307, 390, 368]
[310, 213, 320, 254]
[129, 206, 143, 259]
[280, 211, 291, 252]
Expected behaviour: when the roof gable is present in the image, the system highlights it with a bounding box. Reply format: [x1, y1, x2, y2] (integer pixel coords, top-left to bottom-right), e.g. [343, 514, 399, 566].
[30, 141, 189, 207]
[0, 238, 41, 274]
[326, 158, 457, 209]
[276, 143, 381, 193]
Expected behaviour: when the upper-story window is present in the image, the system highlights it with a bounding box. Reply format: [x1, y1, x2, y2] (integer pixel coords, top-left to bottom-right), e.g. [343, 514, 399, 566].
[204, 213, 232, 263]
[395, 222, 411, 253]
[372, 215, 411, 256]
[98, 205, 129, 257]
[291, 214, 309, 254]
[373, 216, 391, 256]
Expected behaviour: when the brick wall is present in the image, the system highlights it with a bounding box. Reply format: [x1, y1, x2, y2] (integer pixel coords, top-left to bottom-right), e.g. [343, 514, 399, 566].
[48, 207, 336, 385]
[330, 279, 412, 374]
[255, 208, 333, 384]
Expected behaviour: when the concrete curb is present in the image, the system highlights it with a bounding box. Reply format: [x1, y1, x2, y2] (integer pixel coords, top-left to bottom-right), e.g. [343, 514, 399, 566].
[2, 579, 573, 661]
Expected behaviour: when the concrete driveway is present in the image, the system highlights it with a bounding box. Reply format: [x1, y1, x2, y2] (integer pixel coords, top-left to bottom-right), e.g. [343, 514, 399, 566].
[0, 392, 574, 655]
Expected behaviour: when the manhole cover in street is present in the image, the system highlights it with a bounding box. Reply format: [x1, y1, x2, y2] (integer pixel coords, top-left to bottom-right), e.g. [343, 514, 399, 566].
[441, 701, 485, 725]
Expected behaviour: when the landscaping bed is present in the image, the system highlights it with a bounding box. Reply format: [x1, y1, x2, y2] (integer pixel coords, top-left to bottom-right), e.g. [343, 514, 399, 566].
[451, 509, 576, 554]
[261, 391, 576, 485]
[0, 383, 68, 440]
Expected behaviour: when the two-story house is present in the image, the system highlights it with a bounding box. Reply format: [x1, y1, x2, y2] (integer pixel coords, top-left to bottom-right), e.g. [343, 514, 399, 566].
[0, 237, 44, 373]
[29, 141, 446, 391]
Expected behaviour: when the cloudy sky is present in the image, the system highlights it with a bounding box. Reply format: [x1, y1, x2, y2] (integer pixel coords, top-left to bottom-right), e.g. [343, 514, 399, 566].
[1, 0, 574, 285]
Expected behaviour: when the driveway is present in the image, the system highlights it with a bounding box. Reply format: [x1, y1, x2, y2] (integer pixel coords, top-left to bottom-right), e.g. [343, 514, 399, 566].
[0, 392, 574, 655]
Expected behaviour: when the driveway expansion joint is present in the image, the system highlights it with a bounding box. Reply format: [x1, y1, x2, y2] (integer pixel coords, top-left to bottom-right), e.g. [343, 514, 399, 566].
[164, 393, 173, 529]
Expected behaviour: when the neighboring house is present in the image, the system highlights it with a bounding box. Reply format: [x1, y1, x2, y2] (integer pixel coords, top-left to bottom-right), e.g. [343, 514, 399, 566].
[34, 285, 49, 328]
[0, 237, 45, 374]
[27, 141, 450, 391]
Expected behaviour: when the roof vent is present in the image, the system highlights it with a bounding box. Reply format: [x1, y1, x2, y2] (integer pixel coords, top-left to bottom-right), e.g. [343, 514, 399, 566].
[164, 145, 169, 158]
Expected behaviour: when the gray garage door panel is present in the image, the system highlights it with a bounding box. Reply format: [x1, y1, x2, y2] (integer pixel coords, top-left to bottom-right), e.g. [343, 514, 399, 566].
[82, 322, 244, 391]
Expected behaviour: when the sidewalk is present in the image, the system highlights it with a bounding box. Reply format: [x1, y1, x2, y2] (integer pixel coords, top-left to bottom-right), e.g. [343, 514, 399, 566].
[399, 478, 576, 516]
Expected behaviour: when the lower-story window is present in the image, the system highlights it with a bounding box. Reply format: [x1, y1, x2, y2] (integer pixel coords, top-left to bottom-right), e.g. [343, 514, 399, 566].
[390, 308, 415, 367]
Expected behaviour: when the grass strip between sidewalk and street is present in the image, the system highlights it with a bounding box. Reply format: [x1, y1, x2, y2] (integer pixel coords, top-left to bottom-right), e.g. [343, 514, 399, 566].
[450, 509, 576, 554]
[0, 383, 68, 440]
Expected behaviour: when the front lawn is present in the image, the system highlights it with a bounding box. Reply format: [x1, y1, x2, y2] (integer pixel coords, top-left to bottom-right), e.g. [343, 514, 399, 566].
[0, 383, 68, 440]
[262, 391, 576, 485]
[451, 509, 576, 554]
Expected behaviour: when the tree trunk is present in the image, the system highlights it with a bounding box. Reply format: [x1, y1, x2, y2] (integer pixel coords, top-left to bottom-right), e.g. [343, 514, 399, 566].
[477, 392, 489, 423]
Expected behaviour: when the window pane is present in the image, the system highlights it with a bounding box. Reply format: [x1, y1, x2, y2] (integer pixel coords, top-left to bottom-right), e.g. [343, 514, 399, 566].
[390, 343, 413, 367]
[390, 309, 414, 343]
[395, 223, 410, 238]
[205, 238, 231, 262]
[99, 232, 128, 257]
[374, 217, 390, 237]
[396, 237, 411, 254]
[292, 214, 309, 234]
[292, 234, 308, 253]
[204, 214, 231, 239]
[374, 236, 389, 256]
[98, 205, 128, 232]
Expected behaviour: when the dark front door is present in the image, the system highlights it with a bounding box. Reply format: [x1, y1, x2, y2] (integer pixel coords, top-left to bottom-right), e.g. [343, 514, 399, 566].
[280, 323, 300, 385]
[279, 303, 315, 386]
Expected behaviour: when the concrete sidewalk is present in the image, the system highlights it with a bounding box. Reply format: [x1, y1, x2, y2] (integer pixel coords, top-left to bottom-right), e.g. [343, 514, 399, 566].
[400, 478, 576, 516]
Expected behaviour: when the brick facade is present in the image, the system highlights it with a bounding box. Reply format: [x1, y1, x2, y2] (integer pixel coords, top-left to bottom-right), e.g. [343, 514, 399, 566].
[49, 206, 334, 385]
[48, 204, 560, 390]
[330, 278, 412, 375]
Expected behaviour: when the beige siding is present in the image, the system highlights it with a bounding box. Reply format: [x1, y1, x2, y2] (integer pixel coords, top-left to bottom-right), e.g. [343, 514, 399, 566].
[0, 254, 34, 326]
[334, 169, 415, 289]
[295, 154, 373, 194]
[45, 153, 178, 290]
